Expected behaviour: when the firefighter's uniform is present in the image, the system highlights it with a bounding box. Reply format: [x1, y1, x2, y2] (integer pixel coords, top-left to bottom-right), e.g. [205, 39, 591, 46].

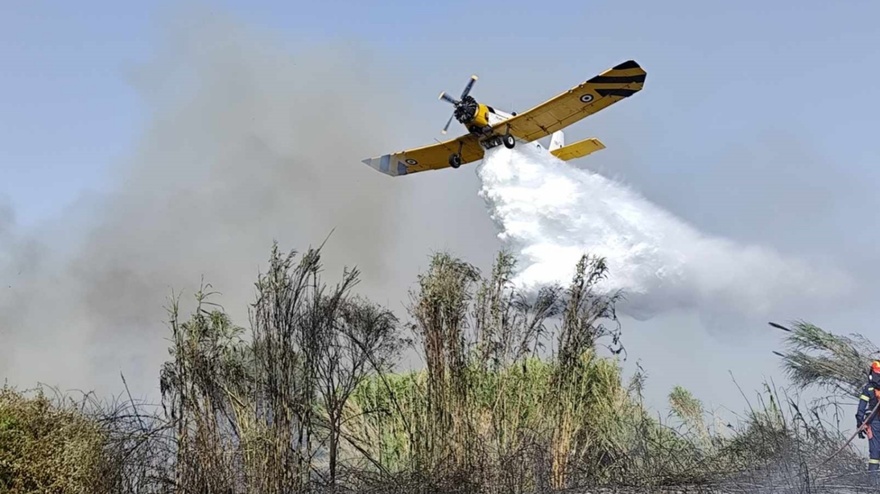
[857, 363, 880, 471]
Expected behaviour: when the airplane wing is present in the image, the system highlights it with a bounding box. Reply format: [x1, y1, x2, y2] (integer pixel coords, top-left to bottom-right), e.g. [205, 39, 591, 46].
[495, 60, 646, 142]
[361, 133, 484, 177]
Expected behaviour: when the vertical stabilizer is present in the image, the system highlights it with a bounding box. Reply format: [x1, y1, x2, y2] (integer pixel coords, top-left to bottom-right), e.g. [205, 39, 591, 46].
[549, 130, 565, 151]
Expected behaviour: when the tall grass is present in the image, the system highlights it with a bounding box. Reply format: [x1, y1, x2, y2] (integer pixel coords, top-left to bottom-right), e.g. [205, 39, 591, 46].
[0, 243, 876, 493]
[156, 242, 403, 493]
[343, 251, 713, 492]
[772, 320, 879, 396]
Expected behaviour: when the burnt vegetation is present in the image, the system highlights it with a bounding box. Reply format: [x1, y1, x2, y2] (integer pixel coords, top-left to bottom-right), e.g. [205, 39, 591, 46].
[1, 242, 877, 493]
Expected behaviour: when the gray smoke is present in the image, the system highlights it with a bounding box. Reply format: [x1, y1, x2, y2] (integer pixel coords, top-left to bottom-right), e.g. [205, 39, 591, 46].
[0, 13, 413, 396]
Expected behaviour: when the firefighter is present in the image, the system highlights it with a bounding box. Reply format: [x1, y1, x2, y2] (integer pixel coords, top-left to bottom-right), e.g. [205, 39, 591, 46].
[856, 360, 880, 471]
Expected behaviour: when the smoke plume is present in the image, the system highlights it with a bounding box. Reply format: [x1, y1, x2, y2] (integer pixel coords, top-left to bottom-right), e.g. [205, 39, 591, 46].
[476, 143, 854, 321]
[0, 14, 406, 395]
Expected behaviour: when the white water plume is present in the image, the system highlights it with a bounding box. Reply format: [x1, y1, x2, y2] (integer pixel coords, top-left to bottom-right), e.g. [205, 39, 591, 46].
[476, 143, 853, 321]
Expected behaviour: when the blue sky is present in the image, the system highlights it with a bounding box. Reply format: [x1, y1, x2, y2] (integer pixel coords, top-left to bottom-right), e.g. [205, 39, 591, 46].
[3, 0, 880, 414]
[5, 0, 880, 227]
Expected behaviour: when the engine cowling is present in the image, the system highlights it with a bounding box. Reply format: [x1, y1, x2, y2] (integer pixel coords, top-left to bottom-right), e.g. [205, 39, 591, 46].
[454, 96, 477, 123]
[454, 96, 489, 129]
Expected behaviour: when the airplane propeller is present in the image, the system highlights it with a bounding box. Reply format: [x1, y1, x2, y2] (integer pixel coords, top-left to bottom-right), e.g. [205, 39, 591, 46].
[442, 114, 455, 134]
[438, 75, 477, 134]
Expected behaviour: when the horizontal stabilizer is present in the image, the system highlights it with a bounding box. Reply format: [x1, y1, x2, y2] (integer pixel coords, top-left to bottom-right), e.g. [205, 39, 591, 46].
[549, 137, 606, 161]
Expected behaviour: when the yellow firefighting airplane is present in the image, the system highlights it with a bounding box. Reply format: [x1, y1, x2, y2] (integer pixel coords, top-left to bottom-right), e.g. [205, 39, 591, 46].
[361, 60, 646, 177]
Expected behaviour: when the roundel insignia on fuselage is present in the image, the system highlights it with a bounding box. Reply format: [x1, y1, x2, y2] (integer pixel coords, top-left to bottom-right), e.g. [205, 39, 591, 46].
[579, 93, 594, 103]
[404, 158, 418, 166]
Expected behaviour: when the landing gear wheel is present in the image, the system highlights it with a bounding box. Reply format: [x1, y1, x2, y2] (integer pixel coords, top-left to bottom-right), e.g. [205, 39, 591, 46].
[503, 134, 515, 149]
[449, 153, 462, 168]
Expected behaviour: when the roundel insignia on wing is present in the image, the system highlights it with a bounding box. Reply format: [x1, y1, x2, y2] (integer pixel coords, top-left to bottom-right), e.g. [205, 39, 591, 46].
[404, 158, 418, 166]
[579, 93, 594, 103]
